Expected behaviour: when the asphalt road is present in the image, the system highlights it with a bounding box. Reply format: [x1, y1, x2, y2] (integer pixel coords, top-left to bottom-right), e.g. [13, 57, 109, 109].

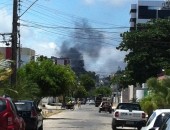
[43, 104, 137, 130]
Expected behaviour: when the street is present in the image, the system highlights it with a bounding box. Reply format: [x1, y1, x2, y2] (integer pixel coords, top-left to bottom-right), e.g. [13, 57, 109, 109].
[43, 104, 137, 130]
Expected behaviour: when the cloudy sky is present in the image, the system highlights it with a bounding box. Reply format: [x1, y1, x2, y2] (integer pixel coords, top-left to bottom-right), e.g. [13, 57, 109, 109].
[0, 0, 137, 76]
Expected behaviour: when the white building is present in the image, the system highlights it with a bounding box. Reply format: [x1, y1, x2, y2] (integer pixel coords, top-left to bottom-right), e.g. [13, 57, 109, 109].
[0, 47, 35, 67]
[51, 56, 70, 66]
[130, 0, 170, 30]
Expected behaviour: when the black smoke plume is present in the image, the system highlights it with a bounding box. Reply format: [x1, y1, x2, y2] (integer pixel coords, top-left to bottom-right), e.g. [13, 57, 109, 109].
[59, 20, 105, 75]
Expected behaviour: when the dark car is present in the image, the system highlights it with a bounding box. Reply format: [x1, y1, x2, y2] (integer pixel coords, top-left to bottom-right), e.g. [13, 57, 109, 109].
[15, 100, 43, 130]
[99, 101, 112, 113]
[95, 95, 102, 107]
[0, 97, 25, 130]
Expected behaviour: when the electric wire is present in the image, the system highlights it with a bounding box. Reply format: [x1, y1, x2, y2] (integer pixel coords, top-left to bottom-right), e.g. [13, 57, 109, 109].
[21, 24, 122, 47]
[20, 0, 130, 30]
[19, 0, 39, 18]
[22, 0, 129, 27]
[0, 0, 128, 75]
[21, 23, 122, 40]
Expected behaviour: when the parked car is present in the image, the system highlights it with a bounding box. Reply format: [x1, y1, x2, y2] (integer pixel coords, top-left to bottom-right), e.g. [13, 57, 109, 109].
[99, 101, 112, 113]
[95, 94, 102, 107]
[0, 97, 25, 130]
[112, 103, 146, 130]
[141, 109, 170, 130]
[88, 100, 95, 105]
[15, 100, 43, 130]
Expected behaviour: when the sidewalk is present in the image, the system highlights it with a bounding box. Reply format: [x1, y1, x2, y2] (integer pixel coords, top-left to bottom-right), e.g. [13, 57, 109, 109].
[40, 104, 63, 118]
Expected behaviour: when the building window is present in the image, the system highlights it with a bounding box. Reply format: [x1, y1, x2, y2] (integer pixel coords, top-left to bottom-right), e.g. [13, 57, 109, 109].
[158, 10, 170, 19]
[130, 9, 136, 13]
[130, 18, 136, 22]
[138, 6, 157, 19]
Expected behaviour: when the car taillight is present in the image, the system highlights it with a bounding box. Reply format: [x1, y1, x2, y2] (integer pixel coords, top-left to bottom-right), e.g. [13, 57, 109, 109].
[115, 112, 119, 117]
[31, 109, 37, 118]
[142, 113, 146, 118]
[4, 112, 14, 126]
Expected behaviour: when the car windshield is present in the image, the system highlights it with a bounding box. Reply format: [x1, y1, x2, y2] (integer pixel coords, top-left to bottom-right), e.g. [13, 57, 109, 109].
[146, 112, 156, 126]
[102, 102, 110, 106]
[154, 113, 170, 127]
[0, 99, 6, 112]
[160, 117, 170, 130]
[15, 101, 32, 111]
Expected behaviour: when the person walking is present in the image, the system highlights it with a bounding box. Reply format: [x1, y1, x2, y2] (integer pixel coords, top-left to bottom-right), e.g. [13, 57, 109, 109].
[77, 99, 81, 108]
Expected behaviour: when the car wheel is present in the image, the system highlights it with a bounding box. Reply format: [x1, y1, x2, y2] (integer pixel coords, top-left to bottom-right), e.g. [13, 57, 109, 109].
[112, 118, 117, 130]
[137, 127, 141, 130]
[38, 124, 43, 130]
[33, 126, 38, 130]
[112, 125, 117, 130]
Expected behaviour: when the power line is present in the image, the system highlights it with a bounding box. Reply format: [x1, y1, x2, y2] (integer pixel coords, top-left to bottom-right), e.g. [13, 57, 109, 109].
[20, 19, 125, 38]
[19, 0, 39, 18]
[20, 20, 129, 30]
[22, 0, 127, 27]
[21, 23, 121, 40]
[21, 0, 131, 29]
[21, 24, 121, 46]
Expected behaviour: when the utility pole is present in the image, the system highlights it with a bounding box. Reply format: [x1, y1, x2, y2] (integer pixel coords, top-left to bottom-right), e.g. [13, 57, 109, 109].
[18, 0, 21, 68]
[11, 0, 18, 85]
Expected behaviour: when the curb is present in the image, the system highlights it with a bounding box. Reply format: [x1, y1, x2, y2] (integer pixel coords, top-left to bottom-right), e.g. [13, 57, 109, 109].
[42, 109, 63, 118]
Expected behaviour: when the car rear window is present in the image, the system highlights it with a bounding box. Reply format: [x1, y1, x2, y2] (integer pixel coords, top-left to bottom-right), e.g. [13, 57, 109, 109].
[102, 102, 111, 106]
[0, 99, 6, 112]
[15, 102, 32, 111]
[117, 103, 141, 110]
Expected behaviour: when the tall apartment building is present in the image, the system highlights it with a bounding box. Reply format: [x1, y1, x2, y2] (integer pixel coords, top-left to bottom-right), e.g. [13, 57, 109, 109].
[130, 0, 170, 30]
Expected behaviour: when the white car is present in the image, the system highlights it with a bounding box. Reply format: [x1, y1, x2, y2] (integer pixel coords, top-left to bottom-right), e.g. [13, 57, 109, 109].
[86, 100, 95, 105]
[112, 103, 146, 130]
[141, 109, 170, 130]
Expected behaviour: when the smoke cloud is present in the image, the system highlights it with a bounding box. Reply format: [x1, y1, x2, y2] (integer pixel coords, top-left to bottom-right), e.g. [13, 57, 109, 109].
[59, 20, 126, 75]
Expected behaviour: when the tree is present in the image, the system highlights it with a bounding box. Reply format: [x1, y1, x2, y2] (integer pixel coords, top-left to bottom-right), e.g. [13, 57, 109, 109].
[111, 69, 134, 89]
[17, 57, 77, 101]
[18, 59, 58, 97]
[147, 77, 170, 107]
[74, 86, 88, 99]
[117, 19, 170, 84]
[79, 74, 95, 91]
[1, 80, 40, 101]
[53, 64, 77, 104]
[0, 53, 13, 81]
[95, 86, 112, 97]
[140, 77, 170, 116]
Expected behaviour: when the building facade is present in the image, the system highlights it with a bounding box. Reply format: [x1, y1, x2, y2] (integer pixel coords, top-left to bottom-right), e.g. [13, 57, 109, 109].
[51, 56, 70, 66]
[0, 47, 35, 67]
[130, 0, 170, 30]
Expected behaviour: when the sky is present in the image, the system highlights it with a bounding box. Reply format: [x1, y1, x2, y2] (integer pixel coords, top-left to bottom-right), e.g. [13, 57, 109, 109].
[0, 0, 138, 76]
